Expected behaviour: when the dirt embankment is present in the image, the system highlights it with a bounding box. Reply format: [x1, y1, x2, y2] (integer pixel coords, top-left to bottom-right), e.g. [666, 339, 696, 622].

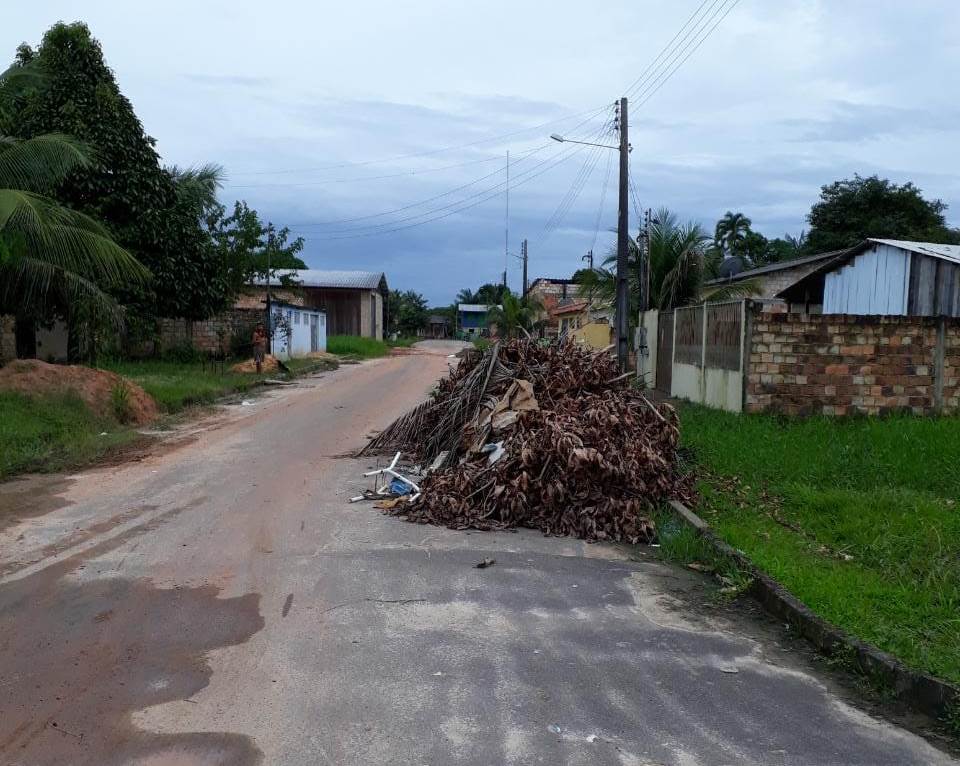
[0, 359, 158, 425]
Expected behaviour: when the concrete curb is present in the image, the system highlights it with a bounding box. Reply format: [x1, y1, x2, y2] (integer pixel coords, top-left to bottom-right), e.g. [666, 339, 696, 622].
[666, 499, 960, 721]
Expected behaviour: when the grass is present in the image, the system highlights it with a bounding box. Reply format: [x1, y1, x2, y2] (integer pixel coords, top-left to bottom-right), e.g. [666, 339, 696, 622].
[679, 404, 960, 686]
[100, 359, 268, 413]
[0, 391, 138, 479]
[472, 337, 491, 351]
[326, 335, 389, 358]
[653, 509, 754, 599]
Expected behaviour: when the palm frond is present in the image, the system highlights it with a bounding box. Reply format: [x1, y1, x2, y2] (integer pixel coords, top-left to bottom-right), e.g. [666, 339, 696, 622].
[0, 189, 149, 288]
[700, 278, 761, 302]
[0, 133, 92, 191]
[169, 162, 224, 211]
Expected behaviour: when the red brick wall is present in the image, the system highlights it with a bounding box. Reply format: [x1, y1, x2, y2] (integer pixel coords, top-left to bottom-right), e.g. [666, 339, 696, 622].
[745, 311, 955, 416]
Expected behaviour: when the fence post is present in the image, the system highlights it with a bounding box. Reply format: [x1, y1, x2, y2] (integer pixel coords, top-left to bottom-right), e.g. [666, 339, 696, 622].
[934, 316, 946, 414]
[741, 300, 753, 414]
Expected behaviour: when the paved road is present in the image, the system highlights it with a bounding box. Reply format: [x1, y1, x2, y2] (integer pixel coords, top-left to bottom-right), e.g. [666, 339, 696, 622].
[0, 342, 953, 765]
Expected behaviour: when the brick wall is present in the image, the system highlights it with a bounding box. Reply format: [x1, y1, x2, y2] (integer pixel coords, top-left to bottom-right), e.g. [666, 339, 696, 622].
[154, 309, 263, 356]
[744, 311, 957, 416]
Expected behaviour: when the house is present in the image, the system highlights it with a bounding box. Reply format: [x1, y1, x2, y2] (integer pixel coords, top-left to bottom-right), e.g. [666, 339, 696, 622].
[778, 239, 960, 316]
[525, 277, 582, 337]
[703, 250, 844, 302]
[552, 301, 613, 350]
[249, 270, 388, 340]
[457, 304, 497, 337]
[419, 314, 451, 339]
[269, 303, 326, 360]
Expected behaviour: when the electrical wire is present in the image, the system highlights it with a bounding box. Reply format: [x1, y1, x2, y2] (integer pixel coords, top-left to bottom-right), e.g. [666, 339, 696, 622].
[290, 108, 616, 233]
[311, 140, 600, 240]
[229, 103, 613, 176]
[224, 152, 531, 189]
[589, 145, 615, 253]
[631, 0, 741, 108]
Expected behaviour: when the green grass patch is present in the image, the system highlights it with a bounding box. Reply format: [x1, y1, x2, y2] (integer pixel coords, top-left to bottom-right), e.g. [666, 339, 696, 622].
[100, 360, 267, 413]
[0, 391, 137, 479]
[680, 404, 960, 685]
[472, 337, 491, 351]
[326, 335, 389, 358]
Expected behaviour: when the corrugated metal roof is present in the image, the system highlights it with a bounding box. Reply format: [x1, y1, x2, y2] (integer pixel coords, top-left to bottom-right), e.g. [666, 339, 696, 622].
[458, 303, 497, 312]
[869, 239, 960, 265]
[704, 250, 845, 285]
[266, 270, 386, 289]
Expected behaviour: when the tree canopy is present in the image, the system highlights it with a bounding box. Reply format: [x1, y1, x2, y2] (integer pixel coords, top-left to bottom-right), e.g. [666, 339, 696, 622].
[806, 175, 960, 252]
[387, 290, 429, 336]
[10, 23, 232, 320]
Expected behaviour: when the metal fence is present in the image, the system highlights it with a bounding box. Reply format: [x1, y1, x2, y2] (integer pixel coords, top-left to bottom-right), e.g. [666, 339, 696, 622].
[705, 302, 744, 371]
[674, 305, 704, 365]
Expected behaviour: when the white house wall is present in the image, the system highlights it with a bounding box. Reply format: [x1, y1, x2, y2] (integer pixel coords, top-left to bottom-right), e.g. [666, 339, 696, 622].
[823, 243, 910, 315]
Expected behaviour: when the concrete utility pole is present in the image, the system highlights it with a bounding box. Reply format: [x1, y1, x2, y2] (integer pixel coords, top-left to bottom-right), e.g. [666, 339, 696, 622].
[582, 250, 594, 270]
[615, 96, 630, 372]
[521, 239, 529, 297]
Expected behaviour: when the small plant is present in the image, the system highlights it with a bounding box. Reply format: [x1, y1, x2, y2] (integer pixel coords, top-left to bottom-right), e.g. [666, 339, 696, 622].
[110, 381, 133, 423]
[941, 701, 960, 737]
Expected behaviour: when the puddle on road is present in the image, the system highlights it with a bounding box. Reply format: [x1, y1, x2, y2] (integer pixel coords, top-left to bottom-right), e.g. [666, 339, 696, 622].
[0, 475, 74, 532]
[0, 502, 265, 765]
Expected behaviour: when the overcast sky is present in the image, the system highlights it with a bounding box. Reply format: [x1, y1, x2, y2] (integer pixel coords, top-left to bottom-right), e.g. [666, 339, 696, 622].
[7, 1, 960, 304]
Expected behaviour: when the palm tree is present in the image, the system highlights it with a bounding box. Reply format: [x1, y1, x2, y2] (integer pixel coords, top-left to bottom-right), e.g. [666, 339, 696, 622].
[714, 211, 752, 256]
[486, 292, 543, 338]
[0, 64, 148, 327]
[577, 208, 758, 313]
[456, 287, 479, 304]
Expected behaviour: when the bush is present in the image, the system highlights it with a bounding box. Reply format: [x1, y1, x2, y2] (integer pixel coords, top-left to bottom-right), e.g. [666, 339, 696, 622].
[110, 381, 133, 423]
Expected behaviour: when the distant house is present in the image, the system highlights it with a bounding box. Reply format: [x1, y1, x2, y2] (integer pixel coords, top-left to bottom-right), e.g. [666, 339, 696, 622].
[703, 250, 844, 302]
[552, 301, 613, 350]
[525, 277, 581, 337]
[247, 270, 388, 340]
[419, 314, 451, 339]
[457, 304, 498, 337]
[779, 239, 960, 316]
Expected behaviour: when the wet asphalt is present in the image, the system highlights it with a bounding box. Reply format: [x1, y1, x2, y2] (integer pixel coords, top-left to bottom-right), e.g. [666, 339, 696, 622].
[0, 342, 954, 765]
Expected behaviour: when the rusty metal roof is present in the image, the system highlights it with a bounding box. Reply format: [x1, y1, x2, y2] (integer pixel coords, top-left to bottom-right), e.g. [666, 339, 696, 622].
[266, 270, 387, 290]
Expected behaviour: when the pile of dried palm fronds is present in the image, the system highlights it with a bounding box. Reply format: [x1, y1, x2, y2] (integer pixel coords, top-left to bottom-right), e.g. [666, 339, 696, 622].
[362, 339, 692, 543]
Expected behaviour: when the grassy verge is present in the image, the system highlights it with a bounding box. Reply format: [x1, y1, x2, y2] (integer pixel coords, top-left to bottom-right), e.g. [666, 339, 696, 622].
[680, 404, 960, 687]
[0, 391, 138, 479]
[100, 359, 269, 413]
[327, 335, 389, 358]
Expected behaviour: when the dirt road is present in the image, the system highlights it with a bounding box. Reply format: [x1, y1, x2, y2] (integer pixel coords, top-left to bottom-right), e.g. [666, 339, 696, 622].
[0, 342, 954, 765]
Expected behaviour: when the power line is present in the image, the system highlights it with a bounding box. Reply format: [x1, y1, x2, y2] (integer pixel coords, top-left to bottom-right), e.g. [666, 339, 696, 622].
[590, 145, 615, 253]
[623, 0, 715, 97]
[286, 144, 550, 226]
[291, 108, 616, 233]
[632, 0, 741, 108]
[311, 140, 599, 240]
[224, 152, 531, 189]
[229, 103, 613, 176]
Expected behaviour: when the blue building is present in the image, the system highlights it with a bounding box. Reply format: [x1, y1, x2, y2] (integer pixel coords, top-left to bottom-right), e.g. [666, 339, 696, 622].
[457, 304, 498, 337]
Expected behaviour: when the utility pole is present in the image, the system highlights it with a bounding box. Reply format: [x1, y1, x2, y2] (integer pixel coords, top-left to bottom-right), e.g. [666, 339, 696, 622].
[582, 250, 594, 270]
[521, 239, 528, 297]
[265, 248, 272, 354]
[504, 150, 509, 294]
[615, 96, 630, 372]
[642, 208, 652, 312]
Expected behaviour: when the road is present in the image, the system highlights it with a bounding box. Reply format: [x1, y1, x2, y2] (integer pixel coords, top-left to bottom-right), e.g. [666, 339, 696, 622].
[0, 341, 953, 765]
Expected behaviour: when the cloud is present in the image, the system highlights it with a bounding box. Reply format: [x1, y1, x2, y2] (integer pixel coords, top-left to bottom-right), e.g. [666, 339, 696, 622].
[783, 101, 960, 143]
[180, 73, 272, 88]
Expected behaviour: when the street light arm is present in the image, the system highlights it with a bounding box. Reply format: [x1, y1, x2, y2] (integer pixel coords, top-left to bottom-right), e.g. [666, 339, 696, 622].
[550, 134, 619, 151]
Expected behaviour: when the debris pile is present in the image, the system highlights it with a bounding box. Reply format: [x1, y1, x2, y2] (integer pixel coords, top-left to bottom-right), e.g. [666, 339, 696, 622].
[361, 340, 692, 543]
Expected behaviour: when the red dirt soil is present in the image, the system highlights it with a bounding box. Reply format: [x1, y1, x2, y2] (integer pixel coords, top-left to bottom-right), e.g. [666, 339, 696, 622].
[0, 360, 159, 425]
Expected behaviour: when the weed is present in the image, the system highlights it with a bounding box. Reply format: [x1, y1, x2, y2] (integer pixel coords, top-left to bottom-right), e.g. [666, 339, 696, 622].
[110, 381, 132, 423]
[941, 702, 960, 737]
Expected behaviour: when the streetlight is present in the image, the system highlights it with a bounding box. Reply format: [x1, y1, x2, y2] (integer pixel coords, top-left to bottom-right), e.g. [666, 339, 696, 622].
[551, 97, 631, 372]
